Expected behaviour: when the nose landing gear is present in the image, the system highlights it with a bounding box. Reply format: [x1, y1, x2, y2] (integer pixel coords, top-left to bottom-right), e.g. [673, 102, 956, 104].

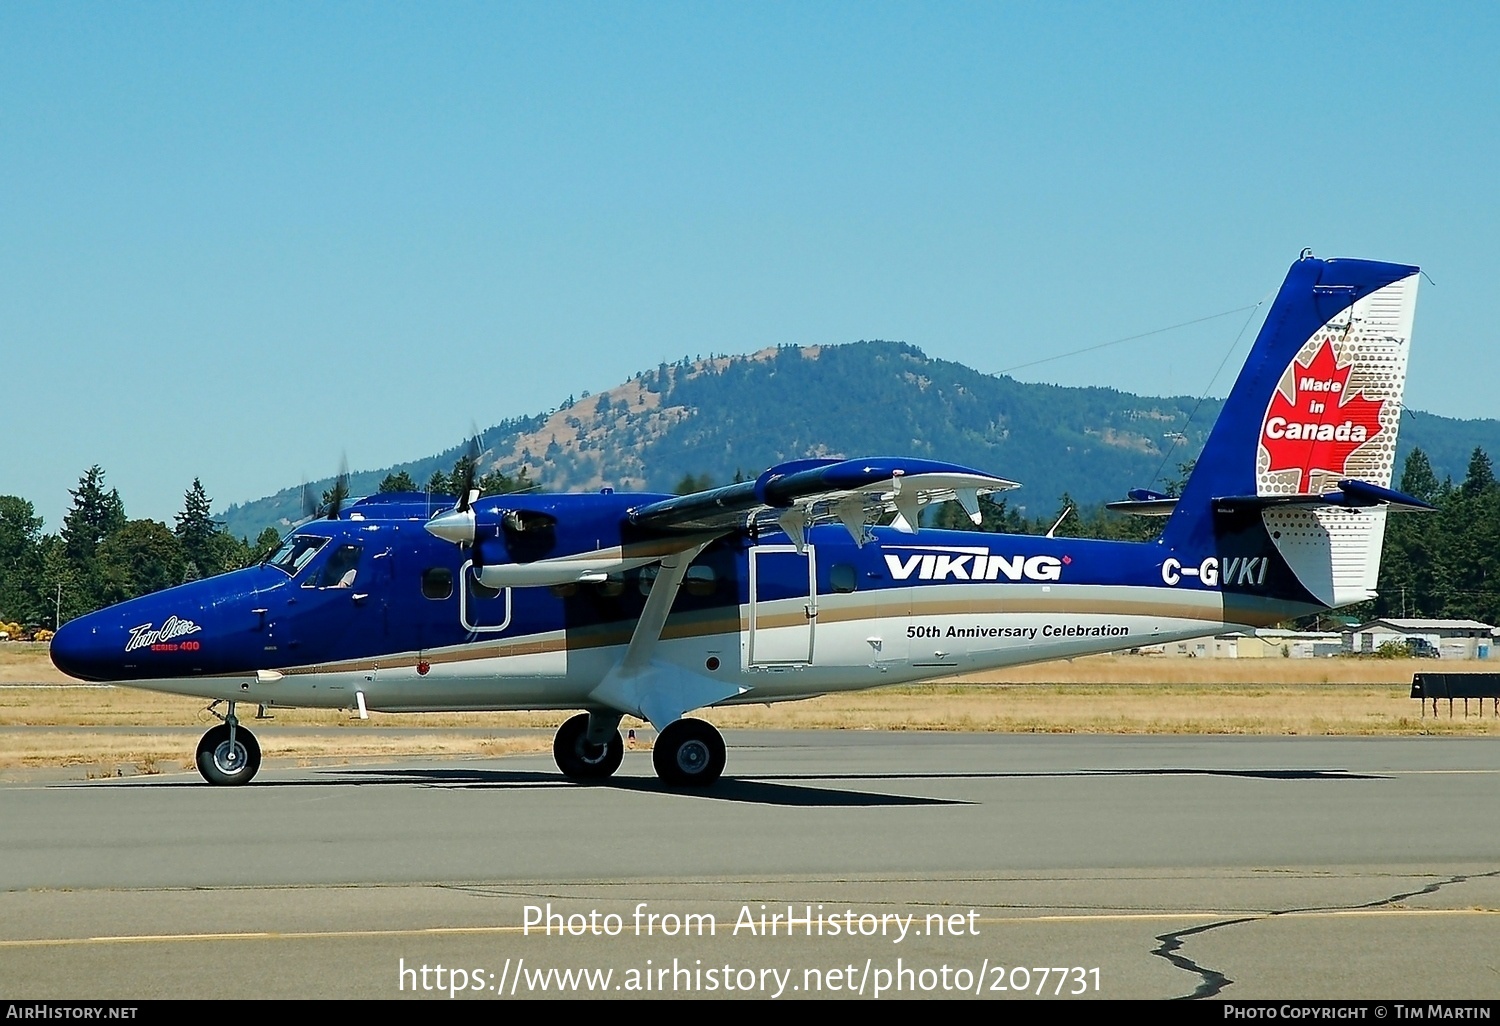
[196, 701, 262, 785]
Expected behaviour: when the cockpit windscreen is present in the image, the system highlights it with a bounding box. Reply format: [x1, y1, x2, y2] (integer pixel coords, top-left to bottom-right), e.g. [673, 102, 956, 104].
[266, 535, 329, 577]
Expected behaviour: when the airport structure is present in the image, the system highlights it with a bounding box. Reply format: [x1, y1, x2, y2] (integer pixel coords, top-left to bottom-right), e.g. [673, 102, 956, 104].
[1142, 630, 1344, 659]
[1142, 619, 1496, 659]
[1345, 618, 1495, 660]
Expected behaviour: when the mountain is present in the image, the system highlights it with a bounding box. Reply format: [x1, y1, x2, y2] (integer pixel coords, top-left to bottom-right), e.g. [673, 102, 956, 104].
[219, 341, 1500, 541]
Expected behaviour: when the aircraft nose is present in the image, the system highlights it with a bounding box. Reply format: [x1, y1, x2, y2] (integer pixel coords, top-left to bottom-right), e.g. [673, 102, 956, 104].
[50, 613, 120, 682]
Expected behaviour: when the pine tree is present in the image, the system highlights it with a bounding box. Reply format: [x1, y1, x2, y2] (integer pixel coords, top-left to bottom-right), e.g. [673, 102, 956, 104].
[1462, 447, 1496, 498]
[175, 478, 218, 575]
[378, 471, 416, 493]
[1399, 448, 1440, 502]
[61, 466, 126, 568]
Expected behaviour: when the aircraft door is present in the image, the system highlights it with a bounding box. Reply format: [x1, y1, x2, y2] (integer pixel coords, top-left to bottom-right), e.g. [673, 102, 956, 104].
[458, 561, 512, 632]
[748, 544, 816, 665]
[283, 534, 387, 662]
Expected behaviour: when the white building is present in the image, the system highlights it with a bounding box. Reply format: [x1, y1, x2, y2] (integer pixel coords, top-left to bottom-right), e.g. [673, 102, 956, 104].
[1345, 619, 1495, 660]
[1140, 630, 1343, 659]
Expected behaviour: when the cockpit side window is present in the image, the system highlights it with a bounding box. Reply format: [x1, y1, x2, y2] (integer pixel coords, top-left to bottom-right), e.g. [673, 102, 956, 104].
[308, 544, 363, 588]
[266, 535, 329, 577]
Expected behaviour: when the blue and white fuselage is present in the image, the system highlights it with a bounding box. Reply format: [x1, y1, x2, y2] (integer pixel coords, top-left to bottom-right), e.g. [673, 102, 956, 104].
[49, 254, 1429, 786]
[51, 509, 1284, 710]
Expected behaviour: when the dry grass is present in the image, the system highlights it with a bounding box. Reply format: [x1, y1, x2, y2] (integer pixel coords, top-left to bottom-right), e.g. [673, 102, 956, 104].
[3, 644, 1495, 776]
[0, 643, 70, 684]
[954, 654, 1477, 686]
[0, 732, 551, 774]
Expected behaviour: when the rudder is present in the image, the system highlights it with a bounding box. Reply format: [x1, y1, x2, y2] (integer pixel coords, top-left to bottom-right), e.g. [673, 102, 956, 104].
[1162, 254, 1421, 610]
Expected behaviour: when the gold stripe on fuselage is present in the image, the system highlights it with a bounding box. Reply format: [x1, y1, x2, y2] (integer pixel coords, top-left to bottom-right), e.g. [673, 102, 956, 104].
[271, 582, 1279, 678]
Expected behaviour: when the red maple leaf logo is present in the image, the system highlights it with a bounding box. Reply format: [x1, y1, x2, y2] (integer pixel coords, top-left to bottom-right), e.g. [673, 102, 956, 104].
[1261, 340, 1384, 490]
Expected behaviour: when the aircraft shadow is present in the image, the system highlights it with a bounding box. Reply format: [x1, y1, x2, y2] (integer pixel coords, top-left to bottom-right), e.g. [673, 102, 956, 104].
[65, 765, 1379, 807]
[75, 768, 965, 807]
[329, 767, 970, 807]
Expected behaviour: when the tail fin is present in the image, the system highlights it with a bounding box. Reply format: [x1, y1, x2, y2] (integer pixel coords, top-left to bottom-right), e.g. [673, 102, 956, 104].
[1161, 254, 1421, 610]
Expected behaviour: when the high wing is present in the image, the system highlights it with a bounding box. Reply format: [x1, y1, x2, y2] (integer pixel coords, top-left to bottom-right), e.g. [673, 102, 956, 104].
[628, 456, 1019, 550]
[419, 455, 1017, 730]
[423, 455, 1019, 586]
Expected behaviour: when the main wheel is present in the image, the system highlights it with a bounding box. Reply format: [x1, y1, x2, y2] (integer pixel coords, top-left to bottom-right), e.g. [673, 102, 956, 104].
[195, 724, 261, 786]
[553, 713, 624, 781]
[652, 719, 726, 787]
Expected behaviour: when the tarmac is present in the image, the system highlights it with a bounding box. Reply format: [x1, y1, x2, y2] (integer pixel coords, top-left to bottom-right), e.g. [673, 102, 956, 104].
[1, 730, 1498, 1000]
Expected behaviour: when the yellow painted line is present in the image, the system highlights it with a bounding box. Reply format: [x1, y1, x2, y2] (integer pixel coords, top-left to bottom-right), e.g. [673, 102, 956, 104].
[0, 925, 532, 948]
[1389, 770, 1500, 775]
[2, 908, 1495, 948]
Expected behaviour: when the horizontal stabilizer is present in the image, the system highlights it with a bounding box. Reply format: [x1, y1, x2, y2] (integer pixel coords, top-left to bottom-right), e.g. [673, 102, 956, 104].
[1106, 488, 1179, 516]
[1212, 479, 1434, 514]
[1111, 479, 1433, 518]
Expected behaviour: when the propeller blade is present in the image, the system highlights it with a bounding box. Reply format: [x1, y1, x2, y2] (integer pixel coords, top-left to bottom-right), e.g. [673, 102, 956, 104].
[324, 454, 350, 519]
[455, 428, 483, 513]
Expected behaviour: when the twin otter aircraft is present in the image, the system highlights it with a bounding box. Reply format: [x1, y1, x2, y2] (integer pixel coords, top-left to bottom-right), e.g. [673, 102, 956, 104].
[51, 254, 1426, 787]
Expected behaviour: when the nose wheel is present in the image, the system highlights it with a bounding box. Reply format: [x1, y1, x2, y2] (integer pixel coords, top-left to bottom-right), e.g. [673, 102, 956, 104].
[652, 719, 725, 787]
[196, 703, 262, 785]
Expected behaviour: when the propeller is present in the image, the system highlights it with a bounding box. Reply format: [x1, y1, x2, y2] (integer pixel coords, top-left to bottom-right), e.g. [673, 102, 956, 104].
[454, 429, 483, 514]
[322, 454, 351, 519]
[428, 429, 489, 575]
[460, 431, 486, 575]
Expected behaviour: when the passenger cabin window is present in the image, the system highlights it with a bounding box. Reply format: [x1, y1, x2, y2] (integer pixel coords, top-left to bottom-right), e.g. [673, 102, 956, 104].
[829, 564, 858, 594]
[637, 565, 659, 596]
[307, 544, 362, 588]
[266, 535, 328, 577]
[422, 567, 453, 600]
[683, 565, 717, 597]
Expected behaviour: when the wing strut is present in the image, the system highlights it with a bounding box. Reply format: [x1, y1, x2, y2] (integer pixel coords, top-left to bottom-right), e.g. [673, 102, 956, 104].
[620, 542, 709, 674]
[586, 543, 750, 729]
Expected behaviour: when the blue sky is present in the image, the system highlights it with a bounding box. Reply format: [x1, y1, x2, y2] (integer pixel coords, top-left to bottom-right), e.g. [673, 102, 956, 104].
[4, 3, 1496, 532]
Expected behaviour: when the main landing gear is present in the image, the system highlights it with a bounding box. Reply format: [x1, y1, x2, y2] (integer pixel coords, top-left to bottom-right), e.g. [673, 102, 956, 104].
[652, 718, 726, 787]
[553, 712, 624, 781]
[551, 713, 726, 787]
[196, 701, 262, 786]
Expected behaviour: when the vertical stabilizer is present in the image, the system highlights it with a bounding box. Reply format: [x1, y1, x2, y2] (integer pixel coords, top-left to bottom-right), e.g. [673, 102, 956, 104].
[1161, 254, 1420, 610]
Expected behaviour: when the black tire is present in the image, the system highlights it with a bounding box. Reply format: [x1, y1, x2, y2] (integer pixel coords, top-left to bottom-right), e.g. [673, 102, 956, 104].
[652, 719, 725, 787]
[195, 724, 261, 786]
[553, 713, 624, 780]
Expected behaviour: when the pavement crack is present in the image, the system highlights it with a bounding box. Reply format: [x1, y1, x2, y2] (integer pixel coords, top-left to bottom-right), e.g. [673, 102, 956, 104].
[1151, 916, 1256, 999]
[1152, 869, 1500, 1000]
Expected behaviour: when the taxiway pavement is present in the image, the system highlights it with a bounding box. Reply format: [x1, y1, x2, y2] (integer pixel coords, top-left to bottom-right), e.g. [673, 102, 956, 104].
[2, 731, 1497, 1000]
